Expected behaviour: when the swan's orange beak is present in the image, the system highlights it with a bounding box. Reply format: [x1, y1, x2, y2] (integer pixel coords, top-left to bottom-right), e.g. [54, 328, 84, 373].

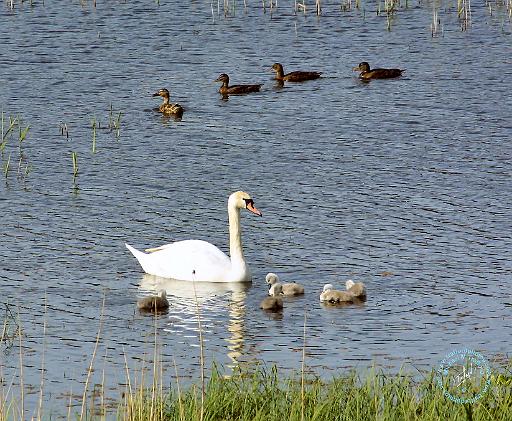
[247, 203, 262, 217]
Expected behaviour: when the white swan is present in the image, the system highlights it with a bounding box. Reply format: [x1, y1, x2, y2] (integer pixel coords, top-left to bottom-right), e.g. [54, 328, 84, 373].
[125, 191, 262, 282]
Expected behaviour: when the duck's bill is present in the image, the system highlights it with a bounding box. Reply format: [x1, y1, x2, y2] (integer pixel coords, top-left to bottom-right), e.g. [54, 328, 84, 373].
[352, 66, 362, 71]
[152, 92, 160, 96]
[247, 203, 262, 217]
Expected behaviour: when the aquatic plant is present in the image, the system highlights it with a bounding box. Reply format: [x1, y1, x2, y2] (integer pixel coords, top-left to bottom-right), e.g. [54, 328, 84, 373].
[2, 152, 11, 179]
[1, 113, 18, 152]
[108, 103, 114, 130]
[79, 295, 105, 421]
[431, 2, 443, 37]
[108, 104, 123, 140]
[296, 0, 307, 14]
[115, 360, 511, 421]
[192, 273, 206, 421]
[1, 305, 511, 421]
[59, 122, 70, 139]
[113, 112, 122, 139]
[340, 0, 362, 12]
[16, 155, 31, 183]
[17, 121, 29, 145]
[1, 302, 22, 349]
[91, 117, 97, 153]
[458, 0, 472, 30]
[5, 0, 511, 33]
[72, 151, 78, 181]
[0, 112, 32, 185]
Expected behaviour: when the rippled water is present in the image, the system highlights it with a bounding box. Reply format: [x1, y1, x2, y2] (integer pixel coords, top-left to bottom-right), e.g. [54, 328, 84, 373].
[1, 0, 511, 415]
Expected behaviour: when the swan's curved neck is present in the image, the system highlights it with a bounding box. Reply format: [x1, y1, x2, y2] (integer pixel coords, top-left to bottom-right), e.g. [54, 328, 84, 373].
[228, 205, 245, 268]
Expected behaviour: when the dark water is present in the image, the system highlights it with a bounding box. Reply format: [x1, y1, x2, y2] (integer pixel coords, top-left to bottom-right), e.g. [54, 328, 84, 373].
[1, 0, 511, 416]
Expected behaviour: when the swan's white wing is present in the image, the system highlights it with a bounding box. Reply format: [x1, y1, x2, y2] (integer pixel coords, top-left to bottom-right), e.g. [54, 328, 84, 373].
[144, 242, 179, 253]
[127, 240, 231, 282]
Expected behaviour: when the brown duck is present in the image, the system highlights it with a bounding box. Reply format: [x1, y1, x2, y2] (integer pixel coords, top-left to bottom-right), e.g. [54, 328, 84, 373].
[353, 62, 404, 80]
[271, 63, 322, 82]
[214, 73, 262, 95]
[152, 88, 184, 118]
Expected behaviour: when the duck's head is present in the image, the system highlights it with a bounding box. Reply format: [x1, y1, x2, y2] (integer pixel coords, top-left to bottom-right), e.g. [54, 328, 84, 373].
[323, 284, 334, 292]
[353, 62, 370, 72]
[266, 272, 279, 285]
[215, 73, 229, 83]
[228, 191, 262, 216]
[271, 63, 283, 73]
[153, 88, 170, 99]
[345, 280, 355, 290]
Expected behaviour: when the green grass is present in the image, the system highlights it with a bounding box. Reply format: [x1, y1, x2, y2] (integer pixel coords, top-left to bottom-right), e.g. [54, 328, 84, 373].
[115, 363, 512, 421]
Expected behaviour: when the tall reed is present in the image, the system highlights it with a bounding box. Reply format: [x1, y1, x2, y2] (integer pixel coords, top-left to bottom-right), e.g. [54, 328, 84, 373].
[17, 121, 29, 145]
[1, 302, 22, 348]
[108, 104, 122, 139]
[17, 308, 24, 421]
[300, 312, 306, 421]
[91, 117, 97, 153]
[1, 113, 31, 183]
[36, 294, 47, 421]
[3, 153, 10, 179]
[1, 114, 18, 156]
[71, 151, 78, 181]
[60, 122, 70, 139]
[431, 1, 442, 37]
[79, 294, 105, 421]
[192, 270, 205, 421]
[458, 0, 472, 29]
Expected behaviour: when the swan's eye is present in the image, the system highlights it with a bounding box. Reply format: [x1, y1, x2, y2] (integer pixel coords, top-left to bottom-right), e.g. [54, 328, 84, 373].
[243, 198, 254, 208]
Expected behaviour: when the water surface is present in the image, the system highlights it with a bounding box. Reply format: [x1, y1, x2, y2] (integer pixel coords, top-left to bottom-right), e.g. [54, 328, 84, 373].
[1, 0, 511, 416]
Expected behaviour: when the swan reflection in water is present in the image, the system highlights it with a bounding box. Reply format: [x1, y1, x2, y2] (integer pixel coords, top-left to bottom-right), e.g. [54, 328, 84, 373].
[138, 274, 251, 370]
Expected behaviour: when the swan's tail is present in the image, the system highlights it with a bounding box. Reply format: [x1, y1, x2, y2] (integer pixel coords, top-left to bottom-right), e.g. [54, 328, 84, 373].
[125, 243, 152, 274]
